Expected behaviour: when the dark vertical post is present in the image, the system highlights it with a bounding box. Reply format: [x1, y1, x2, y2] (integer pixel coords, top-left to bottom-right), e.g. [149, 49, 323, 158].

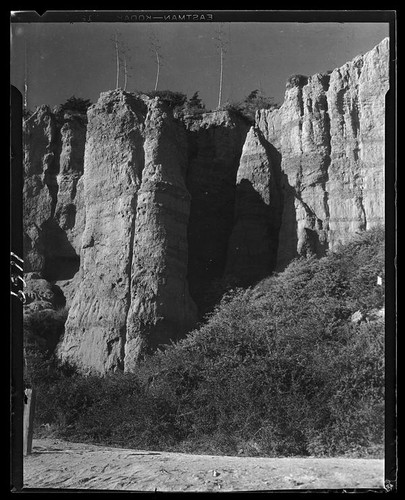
[23, 388, 36, 455]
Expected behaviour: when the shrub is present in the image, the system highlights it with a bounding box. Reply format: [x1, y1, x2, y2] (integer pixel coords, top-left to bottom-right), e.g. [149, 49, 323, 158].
[286, 74, 309, 89]
[32, 227, 385, 457]
[54, 96, 92, 125]
[34, 371, 185, 449]
[187, 91, 205, 110]
[175, 91, 207, 119]
[60, 96, 92, 115]
[24, 307, 69, 385]
[24, 307, 68, 350]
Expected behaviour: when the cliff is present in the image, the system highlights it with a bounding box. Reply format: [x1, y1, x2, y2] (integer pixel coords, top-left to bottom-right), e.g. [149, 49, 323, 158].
[254, 37, 389, 269]
[22, 38, 389, 374]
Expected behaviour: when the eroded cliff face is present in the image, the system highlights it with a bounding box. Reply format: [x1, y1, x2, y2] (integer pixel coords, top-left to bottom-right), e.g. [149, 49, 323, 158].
[23, 106, 86, 308]
[55, 91, 199, 373]
[255, 37, 388, 270]
[124, 99, 198, 369]
[58, 91, 146, 372]
[22, 38, 389, 374]
[23, 106, 57, 274]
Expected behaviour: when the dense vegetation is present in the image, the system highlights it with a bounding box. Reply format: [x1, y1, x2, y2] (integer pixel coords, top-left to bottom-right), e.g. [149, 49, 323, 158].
[26, 89, 278, 127]
[26, 227, 385, 457]
[59, 96, 92, 115]
[24, 307, 71, 386]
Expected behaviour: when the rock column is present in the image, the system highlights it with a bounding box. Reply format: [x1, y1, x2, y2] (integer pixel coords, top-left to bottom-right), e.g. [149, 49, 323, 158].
[59, 91, 146, 373]
[124, 100, 197, 369]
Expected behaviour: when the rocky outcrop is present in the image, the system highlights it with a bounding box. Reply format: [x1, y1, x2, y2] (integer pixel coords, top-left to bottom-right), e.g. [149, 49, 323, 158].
[326, 39, 388, 249]
[23, 107, 86, 323]
[58, 91, 198, 373]
[54, 116, 87, 255]
[255, 37, 389, 270]
[23, 107, 86, 279]
[124, 99, 198, 369]
[255, 72, 332, 269]
[22, 38, 389, 374]
[23, 106, 58, 273]
[58, 91, 147, 373]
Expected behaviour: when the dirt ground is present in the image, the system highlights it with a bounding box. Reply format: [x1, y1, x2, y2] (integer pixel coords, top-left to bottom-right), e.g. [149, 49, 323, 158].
[22, 438, 385, 492]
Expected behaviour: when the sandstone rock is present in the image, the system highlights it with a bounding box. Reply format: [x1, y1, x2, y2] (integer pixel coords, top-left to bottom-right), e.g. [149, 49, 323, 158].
[23, 106, 57, 273]
[124, 99, 198, 369]
[256, 38, 389, 270]
[54, 116, 87, 254]
[23, 108, 86, 341]
[58, 90, 146, 373]
[256, 71, 332, 269]
[326, 38, 389, 249]
[39, 116, 86, 281]
[58, 91, 197, 373]
[23, 107, 85, 281]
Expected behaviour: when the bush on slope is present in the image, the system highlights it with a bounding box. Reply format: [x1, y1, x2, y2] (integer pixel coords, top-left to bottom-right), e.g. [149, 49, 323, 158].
[33, 227, 385, 457]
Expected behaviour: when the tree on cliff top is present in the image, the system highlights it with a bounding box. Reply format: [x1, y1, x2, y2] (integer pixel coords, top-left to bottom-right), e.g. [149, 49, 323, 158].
[238, 89, 279, 120]
[111, 31, 133, 91]
[149, 31, 164, 91]
[175, 91, 207, 118]
[188, 91, 205, 110]
[214, 24, 229, 109]
[221, 89, 279, 123]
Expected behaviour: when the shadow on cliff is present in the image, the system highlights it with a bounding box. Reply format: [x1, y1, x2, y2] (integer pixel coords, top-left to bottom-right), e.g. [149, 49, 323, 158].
[185, 130, 303, 317]
[258, 136, 299, 273]
[275, 177, 299, 271]
[224, 178, 282, 288]
[41, 219, 80, 281]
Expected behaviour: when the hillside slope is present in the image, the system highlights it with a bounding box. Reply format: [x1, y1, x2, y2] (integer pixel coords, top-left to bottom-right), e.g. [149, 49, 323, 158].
[30, 227, 385, 457]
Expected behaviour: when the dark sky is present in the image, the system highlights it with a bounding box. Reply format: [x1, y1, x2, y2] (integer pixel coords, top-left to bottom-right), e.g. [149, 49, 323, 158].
[10, 21, 389, 111]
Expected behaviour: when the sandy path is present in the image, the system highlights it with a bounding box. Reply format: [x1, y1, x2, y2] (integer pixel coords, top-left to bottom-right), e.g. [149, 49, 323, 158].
[23, 439, 384, 492]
